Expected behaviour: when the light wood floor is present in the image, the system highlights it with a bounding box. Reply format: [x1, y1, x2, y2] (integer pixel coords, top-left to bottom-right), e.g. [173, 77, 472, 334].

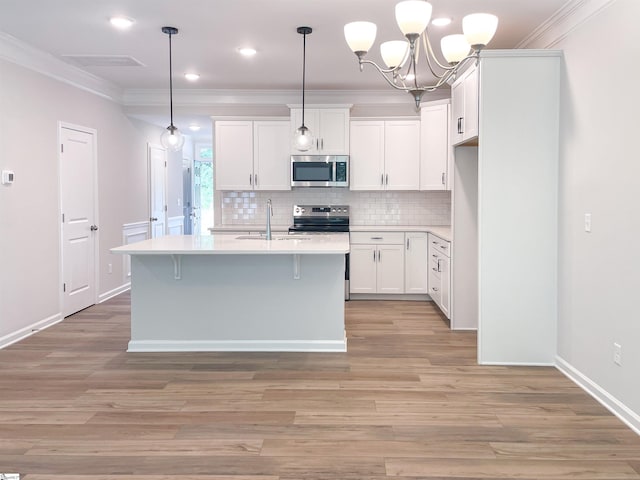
[1, 294, 639, 479]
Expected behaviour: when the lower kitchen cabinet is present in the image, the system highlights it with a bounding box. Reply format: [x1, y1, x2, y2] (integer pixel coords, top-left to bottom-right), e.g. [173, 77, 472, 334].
[350, 232, 405, 294]
[428, 233, 451, 318]
[405, 232, 428, 293]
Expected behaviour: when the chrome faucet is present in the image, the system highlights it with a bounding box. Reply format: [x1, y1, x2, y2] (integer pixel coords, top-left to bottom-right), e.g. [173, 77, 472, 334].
[265, 199, 273, 240]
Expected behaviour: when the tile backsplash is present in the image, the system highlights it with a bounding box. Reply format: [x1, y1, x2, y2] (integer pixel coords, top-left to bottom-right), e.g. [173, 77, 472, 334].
[219, 189, 451, 226]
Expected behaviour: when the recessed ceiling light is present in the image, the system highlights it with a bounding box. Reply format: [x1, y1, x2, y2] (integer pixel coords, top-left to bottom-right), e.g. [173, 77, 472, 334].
[184, 73, 200, 81]
[189, 124, 201, 132]
[109, 16, 135, 29]
[431, 17, 452, 27]
[238, 47, 257, 57]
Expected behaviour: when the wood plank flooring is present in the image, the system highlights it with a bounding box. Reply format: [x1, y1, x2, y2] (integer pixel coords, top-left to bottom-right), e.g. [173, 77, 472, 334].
[1, 294, 639, 479]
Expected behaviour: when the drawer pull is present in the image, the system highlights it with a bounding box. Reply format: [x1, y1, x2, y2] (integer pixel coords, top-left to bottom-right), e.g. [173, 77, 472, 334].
[432, 287, 439, 292]
[371, 237, 383, 240]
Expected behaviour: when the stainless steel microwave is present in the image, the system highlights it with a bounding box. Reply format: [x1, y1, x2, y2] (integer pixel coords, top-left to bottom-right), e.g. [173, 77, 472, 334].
[291, 155, 349, 187]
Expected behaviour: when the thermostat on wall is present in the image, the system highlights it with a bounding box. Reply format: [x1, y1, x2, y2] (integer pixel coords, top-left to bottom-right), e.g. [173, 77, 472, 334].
[2, 170, 15, 185]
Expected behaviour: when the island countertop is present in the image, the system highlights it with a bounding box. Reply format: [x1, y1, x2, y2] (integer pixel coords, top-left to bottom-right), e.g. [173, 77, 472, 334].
[111, 233, 350, 255]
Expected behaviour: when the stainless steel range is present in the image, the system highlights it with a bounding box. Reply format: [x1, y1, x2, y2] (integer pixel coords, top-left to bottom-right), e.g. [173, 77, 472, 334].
[289, 205, 350, 299]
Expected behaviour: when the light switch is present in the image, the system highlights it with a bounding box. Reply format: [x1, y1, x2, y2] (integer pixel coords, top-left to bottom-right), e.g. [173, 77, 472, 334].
[1, 170, 14, 185]
[584, 213, 592, 232]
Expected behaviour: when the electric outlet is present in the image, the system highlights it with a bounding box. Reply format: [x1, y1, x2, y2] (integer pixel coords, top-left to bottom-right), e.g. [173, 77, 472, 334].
[177, 198, 181, 207]
[108, 263, 113, 274]
[613, 342, 622, 366]
[584, 213, 592, 232]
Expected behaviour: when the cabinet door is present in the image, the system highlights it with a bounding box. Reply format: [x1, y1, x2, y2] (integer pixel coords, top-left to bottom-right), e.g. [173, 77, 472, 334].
[463, 65, 479, 141]
[215, 121, 253, 190]
[350, 244, 378, 294]
[440, 254, 450, 318]
[377, 244, 405, 294]
[317, 109, 350, 154]
[405, 232, 428, 293]
[429, 267, 442, 307]
[420, 103, 450, 191]
[290, 109, 320, 154]
[384, 120, 420, 190]
[450, 77, 465, 146]
[350, 121, 385, 191]
[253, 121, 291, 191]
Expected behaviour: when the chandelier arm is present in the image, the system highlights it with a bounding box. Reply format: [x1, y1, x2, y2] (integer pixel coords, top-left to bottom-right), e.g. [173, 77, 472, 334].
[359, 59, 419, 92]
[422, 32, 455, 73]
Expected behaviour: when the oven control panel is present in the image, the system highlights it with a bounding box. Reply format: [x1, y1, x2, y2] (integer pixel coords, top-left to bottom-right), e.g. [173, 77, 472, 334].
[293, 205, 349, 217]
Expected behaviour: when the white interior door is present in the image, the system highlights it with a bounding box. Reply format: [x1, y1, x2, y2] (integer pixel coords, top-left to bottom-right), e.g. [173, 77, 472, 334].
[60, 125, 97, 317]
[148, 144, 167, 238]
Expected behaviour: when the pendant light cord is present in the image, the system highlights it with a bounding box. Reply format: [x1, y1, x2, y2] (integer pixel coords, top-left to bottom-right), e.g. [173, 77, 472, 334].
[301, 30, 306, 128]
[168, 31, 175, 129]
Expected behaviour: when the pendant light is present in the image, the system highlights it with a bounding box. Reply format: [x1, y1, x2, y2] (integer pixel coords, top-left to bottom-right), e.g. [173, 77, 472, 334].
[160, 26, 185, 151]
[293, 26, 313, 152]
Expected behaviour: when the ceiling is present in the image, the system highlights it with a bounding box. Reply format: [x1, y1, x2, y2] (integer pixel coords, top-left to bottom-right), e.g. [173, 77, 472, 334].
[1, 0, 569, 135]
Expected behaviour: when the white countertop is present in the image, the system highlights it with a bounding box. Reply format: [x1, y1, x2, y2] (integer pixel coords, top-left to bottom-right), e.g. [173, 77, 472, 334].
[210, 224, 451, 241]
[350, 225, 451, 241]
[112, 234, 350, 255]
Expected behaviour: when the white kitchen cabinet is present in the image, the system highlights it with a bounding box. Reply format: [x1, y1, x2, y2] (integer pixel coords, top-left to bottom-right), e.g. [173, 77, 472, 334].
[428, 233, 451, 318]
[215, 120, 290, 191]
[404, 232, 428, 294]
[420, 101, 451, 190]
[451, 63, 479, 146]
[350, 232, 405, 294]
[290, 108, 349, 154]
[350, 120, 420, 191]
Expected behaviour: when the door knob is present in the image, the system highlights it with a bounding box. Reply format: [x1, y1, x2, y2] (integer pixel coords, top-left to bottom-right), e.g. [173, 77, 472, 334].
[150, 217, 158, 222]
[90, 225, 98, 231]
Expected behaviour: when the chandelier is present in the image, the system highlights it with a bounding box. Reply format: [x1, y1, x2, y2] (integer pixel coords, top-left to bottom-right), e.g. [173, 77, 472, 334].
[344, 0, 498, 109]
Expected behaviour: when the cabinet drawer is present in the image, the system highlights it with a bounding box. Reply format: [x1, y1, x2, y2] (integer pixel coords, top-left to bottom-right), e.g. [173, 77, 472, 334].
[429, 235, 451, 257]
[429, 270, 442, 304]
[429, 254, 441, 277]
[350, 231, 405, 245]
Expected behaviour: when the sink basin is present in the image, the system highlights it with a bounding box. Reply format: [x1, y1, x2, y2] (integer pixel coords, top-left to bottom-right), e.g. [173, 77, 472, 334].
[235, 235, 311, 241]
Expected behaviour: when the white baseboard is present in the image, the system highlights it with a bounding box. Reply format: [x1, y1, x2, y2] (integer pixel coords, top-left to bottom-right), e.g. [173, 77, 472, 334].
[556, 355, 640, 435]
[0, 312, 63, 350]
[128, 338, 347, 353]
[350, 294, 430, 301]
[98, 283, 130, 303]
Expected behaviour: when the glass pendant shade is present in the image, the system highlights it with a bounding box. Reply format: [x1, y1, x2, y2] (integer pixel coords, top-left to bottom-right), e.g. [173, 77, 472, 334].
[344, 21, 377, 54]
[463, 13, 498, 49]
[380, 40, 409, 69]
[293, 125, 313, 152]
[160, 125, 185, 151]
[395, 0, 432, 37]
[440, 34, 471, 65]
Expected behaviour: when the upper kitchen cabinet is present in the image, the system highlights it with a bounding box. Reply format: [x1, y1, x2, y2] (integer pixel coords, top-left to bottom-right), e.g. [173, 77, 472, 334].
[420, 100, 451, 190]
[451, 62, 479, 146]
[350, 119, 420, 191]
[290, 107, 350, 155]
[215, 120, 290, 191]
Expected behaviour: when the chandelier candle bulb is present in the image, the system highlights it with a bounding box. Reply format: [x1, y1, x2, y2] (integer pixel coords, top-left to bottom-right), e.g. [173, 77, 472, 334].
[380, 41, 409, 69]
[463, 13, 499, 50]
[344, 21, 377, 56]
[440, 34, 471, 65]
[395, 0, 432, 37]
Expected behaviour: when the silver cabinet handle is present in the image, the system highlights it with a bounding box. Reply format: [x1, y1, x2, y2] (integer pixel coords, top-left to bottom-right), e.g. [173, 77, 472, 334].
[373, 250, 376, 262]
[249, 174, 253, 186]
[406, 238, 410, 250]
[378, 250, 381, 262]
[254, 174, 258, 186]
[441, 172, 445, 185]
[432, 287, 439, 292]
[371, 237, 383, 240]
[321, 138, 324, 150]
[381, 173, 384, 186]
[90, 225, 98, 231]
[440, 245, 447, 250]
[437, 259, 441, 273]
[385, 174, 389, 185]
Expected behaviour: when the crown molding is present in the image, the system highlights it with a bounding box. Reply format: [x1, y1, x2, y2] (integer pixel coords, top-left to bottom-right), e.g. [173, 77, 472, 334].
[0, 31, 123, 103]
[121, 88, 450, 108]
[517, 0, 617, 49]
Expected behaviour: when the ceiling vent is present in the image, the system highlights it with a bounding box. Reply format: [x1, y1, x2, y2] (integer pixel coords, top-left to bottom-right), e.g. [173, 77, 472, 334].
[61, 54, 146, 67]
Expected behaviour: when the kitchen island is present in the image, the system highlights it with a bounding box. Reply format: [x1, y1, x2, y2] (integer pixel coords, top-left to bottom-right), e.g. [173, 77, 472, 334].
[111, 234, 349, 352]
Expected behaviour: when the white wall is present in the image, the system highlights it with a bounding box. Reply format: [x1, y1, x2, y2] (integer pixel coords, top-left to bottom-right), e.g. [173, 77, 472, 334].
[0, 58, 163, 344]
[542, 0, 640, 424]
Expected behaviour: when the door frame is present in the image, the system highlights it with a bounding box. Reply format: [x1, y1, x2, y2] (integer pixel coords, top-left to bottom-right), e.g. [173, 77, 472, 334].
[147, 143, 167, 237]
[58, 121, 99, 315]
